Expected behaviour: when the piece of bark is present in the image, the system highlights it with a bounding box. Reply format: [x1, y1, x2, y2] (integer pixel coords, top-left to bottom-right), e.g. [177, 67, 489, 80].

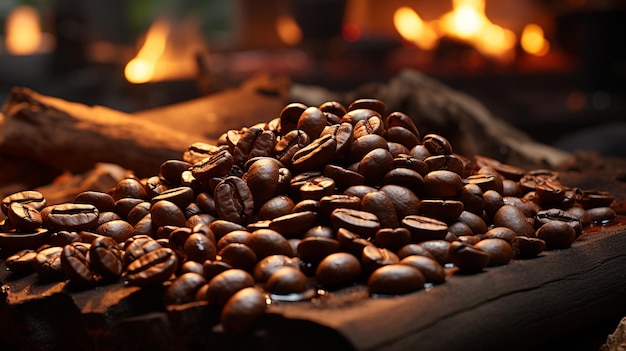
[0, 88, 212, 178]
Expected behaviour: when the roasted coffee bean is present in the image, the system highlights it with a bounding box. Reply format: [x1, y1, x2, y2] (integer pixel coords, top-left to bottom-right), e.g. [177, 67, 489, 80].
[274, 129, 310, 167]
[184, 233, 217, 262]
[191, 147, 234, 183]
[126, 202, 151, 226]
[458, 183, 484, 216]
[368, 264, 424, 295]
[214, 176, 254, 225]
[183, 142, 222, 164]
[343, 185, 378, 200]
[587, 207, 617, 224]
[400, 255, 445, 284]
[371, 227, 410, 252]
[503, 196, 540, 218]
[244, 229, 293, 259]
[358, 148, 394, 184]
[361, 246, 399, 275]
[474, 238, 513, 266]
[2, 190, 46, 215]
[297, 236, 340, 264]
[457, 211, 487, 235]
[576, 190, 614, 209]
[483, 227, 517, 242]
[34, 246, 65, 281]
[422, 134, 452, 155]
[219, 243, 257, 272]
[180, 260, 204, 275]
[96, 219, 134, 243]
[384, 126, 420, 149]
[385, 111, 420, 138]
[353, 116, 385, 138]
[150, 200, 187, 228]
[6, 249, 37, 275]
[266, 266, 308, 295]
[61, 242, 96, 287]
[387, 142, 410, 158]
[360, 191, 399, 228]
[243, 158, 285, 207]
[519, 170, 559, 193]
[330, 208, 381, 239]
[341, 108, 382, 127]
[336, 228, 374, 257]
[280, 102, 308, 134]
[97, 211, 122, 227]
[233, 127, 276, 165]
[297, 106, 327, 139]
[257, 196, 295, 220]
[321, 122, 353, 161]
[379, 185, 421, 219]
[483, 190, 504, 219]
[209, 220, 247, 241]
[74, 191, 115, 213]
[423, 170, 463, 198]
[535, 209, 583, 238]
[292, 134, 337, 172]
[381, 168, 424, 194]
[316, 252, 362, 289]
[565, 206, 592, 228]
[493, 205, 535, 237]
[401, 215, 448, 242]
[348, 134, 388, 164]
[323, 164, 365, 189]
[419, 240, 451, 265]
[217, 230, 251, 251]
[123, 235, 162, 266]
[448, 241, 490, 273]
[49, 231, 80, 247]
[268, 211, 317, 238]
[535, 179, 566, 206]
[112, 178, 147, 201]
[299, 176, 335, 200]
[41, 203, 100, 231]
[348, 99, 386, 116]
[536, 221, 576, 249]
[151, 187, 195, 209]
[425, 154, 465, 175]
[511, 236, 546, 258]
[393, 155, 429, 176]
[253, 254, 300, 283]
[220, 287, 267, 333]
[114, 198, 144, 219]
[409, 144, 431, 161]
[165, 272, 207, 305]
[160, 160, 193, 184]
[126, 247, 178, 286]
[8, 202, 42, 231]
[319, 194, 361, 217]
[319, 100, 347, 117]
[144, 176, 169, 198]
[132, 214, 156, 238]
[89, 236, 124, 281]
[0, 227, 50, 253]
[205, 269, 255, 306]
[418, 200, 464, 223]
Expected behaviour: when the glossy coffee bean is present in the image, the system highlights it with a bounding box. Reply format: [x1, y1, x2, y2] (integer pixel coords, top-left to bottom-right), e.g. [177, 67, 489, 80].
[368, 264, 424, 295]
[89, 236, 124, 282]
[220, 287, 267, 333]
[448, 241, 490, 273]
[483, 227, 517, 242]
[191, 147, 234, 182]
[358, 148, 394, 184]
[6, 249, 37, 275]
[34, 246, 65, 281]
[493, 205, 535, 237]
[151, 187, 195, 210]
[244, 229, 293, 259]
[511, 236, 546, 258]
[184, 233, 217, 262]
[587, 207, 617, 224]
[292, 134, 337, 172]
[2, 190, 47, 215]
[535, 209, 583, 238]
[361, 191, 399, 229]
[297, 106, 327, 139]
[112, 178, 147, 201]
[126, 247, 178, 287]
[205, 269, 255, 307]
[330, 208, 381, 239]
[214, 176, 255, 225]
[61, 242, 96, 287]
[361, 246, 399, 275]
[379, 185, 421, 219]
[266, 266, 309, 295]
[123, 235, 162, 266]
[576, 190, 614, 209]
[41, 203, 100, 231]
[474, 238, 513, 266]
[400, 255, 445, 284]
[219, 243, 257, 272]
[422, 134, 452, 155]
[165, 272, 207, 305]
[74, 191, 115, 213]
[401, 215, 448, 242]
[348, 99, 387, 116]
[7, 202, 42, 231]
[418, 200, 464, 223]
[96, 219, 134, 243]
[150, 200, 187, 228]
[280, 102, 308, 135]
[423, 170, 463, 198]
[536, 221, 576, 250]
[374, 227, 411, 252]
[315, 252, 362, 289]
[297, 236, 341, 264]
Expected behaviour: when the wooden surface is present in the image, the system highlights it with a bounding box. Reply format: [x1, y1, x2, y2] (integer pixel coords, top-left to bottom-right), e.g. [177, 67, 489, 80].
[1, 221, 625, 351]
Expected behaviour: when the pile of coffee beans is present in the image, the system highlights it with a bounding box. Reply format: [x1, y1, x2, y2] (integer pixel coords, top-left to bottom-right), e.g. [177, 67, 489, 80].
[0, 98, 618, 333]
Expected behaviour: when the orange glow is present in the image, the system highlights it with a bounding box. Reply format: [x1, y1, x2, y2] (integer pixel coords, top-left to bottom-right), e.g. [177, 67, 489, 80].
[342, 23, 362, 43]
[393, 7, 438, 50]
[521, 23, 550, 57]
[5, 5, 54, 55]
[276, 14, 302, 46]
[124, 16, 208, 84]
[394, 0, 517, 62]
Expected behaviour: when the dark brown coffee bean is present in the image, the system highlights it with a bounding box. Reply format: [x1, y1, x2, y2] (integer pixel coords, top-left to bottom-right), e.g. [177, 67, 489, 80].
[89, 236, 124, 282]
[565, 206, 592, 228]
[330, 208, 381, 239]
[297, 106, 327, 139]
[368, 264, 424, 296]
[114, 198, 144, 219]
[205, 269, 255, 306]
[401, 215, 448, 242]
[409, 144, 431, 161]
[381, 168, 424, 194]
[459, 183, 484, 216]
[126, 247, 178, 287]
[425, 154, 465, 175]
[253, 254, 300, 283]
[220, 287, 267, 333]
[397, 244, 436, 260]
[126, 202, 151, 226]
[292, 134, 337, 172]
[191, 147, 234, 183]
[319, 100, 347, 116]
[165, 272, 207, 305]
[385, 111, 420, 138]
[343, 185, 378, 200]
[483, 227, 517, 242]
[393, 155, 429, 176]
[348, 134, 387, 164]
[233, 127, 276, 165]
[511, 236, 546, 258]
[493, 205, 535, 237]
[41, 203, 100, 231]
[96, 219, 134, 243]
[372, 228, 410, 252]
[321, 122, 353, 161]
[132, 214, 156, 238]
[217, 230, 251, 252]
[219, 243, 257, 272]
[536, 221, 576, 250]
[2, 190, 46, 215]
[400, 255, 445, 284]
[457, 211, 487, 235]
[379, 185, 421, 219]
[448, 221, 473, 237]
[214, 176, 255, 225]
[519, 169, 559, 193]
[418, 240, 451, 265]
[48, 231, 80, 247]
[348, 99, 386, 116]
[336, 228, 374, 257]
[268, 211, 317, 239]
[243, 158, 285, 207]
[448, 241, 490, 273]
[535, 209, 583, 238]
[275, 129, 310, 167]
[587, 207, 617, 224]
[502, 179, 523, 197]
[8, 202, 42, 231]
[74, 191, 115, 213]
[159, 160, 193, 184]
[422, 134, 452, 155]
[6, 249, 37, 275]
[474, 238, 513, 266]
[361, 191, 399, 228]
[184, 233, 217, 262]
[358, 148, 394, 184]
[151, 187, 195, 209]
[387, 142, 410, 158]
[323, 164, 366, 189]
[61, 243, 96, 287]
[150, 200, 187, 228]
[384, 126, 420, 149]
[209, 220, 247, 241]
[576, 190, 615, 209]
[299, 176, 335, 201]
[341, 108, 382, 127]
[353, 116, 385, 138]
[297, 236, 340, 264]
[423, 170, 463, 198]
[280, 102, 308, 135]
[316, 252, 362, 289]
[266, 266, 309, 295]
[112, 178, 147, 201]
[257, 196, 295, 221]
[419, 200, 464, 223]
[361, 246, 399, 275]
[483, 190, 504, 219]
[123, 235, 162, 266]
[182, 142, 222, 164]
[535, 179, 566, 206]
[244, 229, 293, 259]
[34, 246, 65, 281]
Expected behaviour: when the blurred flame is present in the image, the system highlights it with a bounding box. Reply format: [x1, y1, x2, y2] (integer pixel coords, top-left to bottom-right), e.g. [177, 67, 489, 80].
[394, 0, 517, 62]
[124, 16, 208, 84]
[521, 23, 550, 56]
[5, 5, 54, 55]
[276, 14, 302, 46]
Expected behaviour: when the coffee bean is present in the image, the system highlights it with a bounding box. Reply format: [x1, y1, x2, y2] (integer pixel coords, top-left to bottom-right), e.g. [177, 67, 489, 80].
[34, 246, 65, 281]
[61, 242, 96, 287]
[2, 190, 46, 215]
[353, 116, 385, 138]
[41, 203, 100, 231]
[219, 243, 257, 272]
[587, 207, 617, 224]
[150, 200, 187, 228]
[123, 235, 162, 266]
[401, 215, 448, 242]
[160, 160, 193, 184]
[361, 191, 399, 228]
[165, 272, 207, 305]
[292, 134, 337, 172]
[96, 219, 134, 243]
[266, 266, 309, 295]
[205, 269, 255, 306]
[330, 208, 381, 239]
[8, 202, 42, 231]
[493, 205, 535, 237]
[422, 134, 452, 155]
[184, 233, 217, 262]
[368, 264, 424, 295]
[483, 227, 517, 242]
[400, 255, 445, 284]
[280, 102, 308, 135]
[183, 142, 223, 164]
[244, 229, 293, 259]
[74, 191, 115, 213]
[474, 238, 513, 266]
[214, 176, 255, 225]
[315, 252, 362, 289]
[274, 129, 310, 167]
[361, 246, 399, 275]
[151, 187, 195, 209]
[423, 170, 463, 198]
[126, 247, 178, 287]
[112, 178, 147, 201]
[89, 236, 124, 282]
[269, 211, 317, 238]
[418, 200, 464, 223]
[297, 236, 340, 264]
[448, 241, 490, 273]
[576, 190, 615, 209]
[536, 221, 576, 249]
[511, 236, 546, 258]
[379, 185, 421, 219]
[358, 148, 394, 184]
[220, 287, 267, 333]
[232, 127, 276, 165]
[348, 99, 387, 116]
[297, 106, 327, 139]
[6, 249, 37, 276]
[319, 194, 361, 217]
